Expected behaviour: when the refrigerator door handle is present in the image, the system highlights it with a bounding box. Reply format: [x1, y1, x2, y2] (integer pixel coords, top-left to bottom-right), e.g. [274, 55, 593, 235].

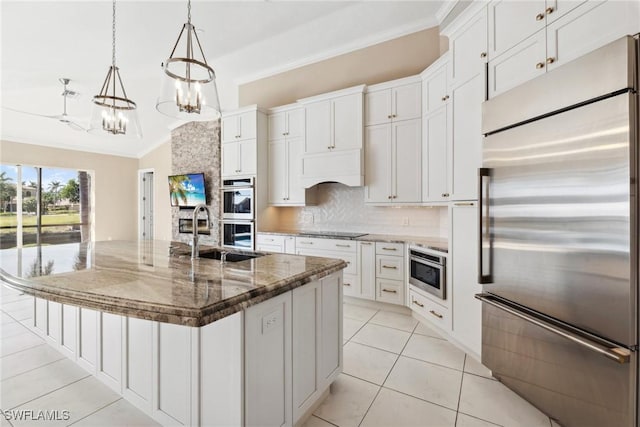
[478, 168, 493, 284]
[475, 293, 631, 364]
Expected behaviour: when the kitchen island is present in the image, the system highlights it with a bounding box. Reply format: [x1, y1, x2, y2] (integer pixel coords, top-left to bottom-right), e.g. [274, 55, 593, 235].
[0, 241, 347, 427]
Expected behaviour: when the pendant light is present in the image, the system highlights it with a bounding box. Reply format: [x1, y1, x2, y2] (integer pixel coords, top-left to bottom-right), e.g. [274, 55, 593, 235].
[89, 0, 142, 138]
[156, 0, 221, 121]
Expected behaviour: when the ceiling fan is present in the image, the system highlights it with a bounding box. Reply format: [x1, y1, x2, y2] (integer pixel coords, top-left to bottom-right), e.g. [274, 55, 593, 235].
[2, 78, 88, 131]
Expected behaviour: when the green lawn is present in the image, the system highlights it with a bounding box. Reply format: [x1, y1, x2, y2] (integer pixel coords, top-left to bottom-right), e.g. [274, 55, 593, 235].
[0, 213, 80, 228]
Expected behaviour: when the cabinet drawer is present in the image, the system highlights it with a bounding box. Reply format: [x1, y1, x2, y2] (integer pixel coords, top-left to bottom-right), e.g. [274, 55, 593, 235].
[296, 237, 357, 253]
[409, 289, 450, 330]
[257, 234, 287, 247]
[342, 273, 360, 298]
[296, 249, 357, 276]
[256, 244, 283, 253]
[375, 242, 404, 256]
[376, 279, 404, 305]
[376, 256, 404, 281]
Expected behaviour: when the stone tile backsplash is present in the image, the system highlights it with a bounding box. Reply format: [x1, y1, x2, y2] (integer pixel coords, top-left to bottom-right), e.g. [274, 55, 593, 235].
[171, 120, 221, 246]
[272, 183, 447, 237]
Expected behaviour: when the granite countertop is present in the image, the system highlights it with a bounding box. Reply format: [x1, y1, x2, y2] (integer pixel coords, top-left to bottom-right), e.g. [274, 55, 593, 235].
[0, 240, 347, 327]
[258, 230, 448, 253]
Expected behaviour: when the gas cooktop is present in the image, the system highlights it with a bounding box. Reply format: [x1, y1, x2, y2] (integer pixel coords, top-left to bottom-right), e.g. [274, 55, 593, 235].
[297, 231, 368, 239]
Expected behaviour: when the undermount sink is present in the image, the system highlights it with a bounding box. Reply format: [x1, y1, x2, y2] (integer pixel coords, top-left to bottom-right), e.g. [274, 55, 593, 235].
[198, 249, 264, 263]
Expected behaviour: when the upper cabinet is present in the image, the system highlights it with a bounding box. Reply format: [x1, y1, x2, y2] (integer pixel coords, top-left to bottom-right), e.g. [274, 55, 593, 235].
[449, 6, 488, 87]
[267, 105, 316, 206]
[221, 105, 266, 178]
[299, 85, 365, 188]
[364, 79, 421, 126]
[488, 0, 639, 97]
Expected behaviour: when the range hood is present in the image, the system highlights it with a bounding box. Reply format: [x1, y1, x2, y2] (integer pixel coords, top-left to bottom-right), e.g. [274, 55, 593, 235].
[301, 148, 364, 188]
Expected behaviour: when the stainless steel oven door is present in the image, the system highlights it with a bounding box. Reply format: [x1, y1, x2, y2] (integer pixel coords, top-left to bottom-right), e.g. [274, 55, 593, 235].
[222, 187, 254, 220]
[409, 256, 445, 299]
[221, 221, 254, 250]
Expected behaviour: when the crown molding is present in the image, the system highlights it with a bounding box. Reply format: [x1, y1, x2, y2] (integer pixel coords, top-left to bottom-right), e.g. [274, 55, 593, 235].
[436, 0, 460, 25]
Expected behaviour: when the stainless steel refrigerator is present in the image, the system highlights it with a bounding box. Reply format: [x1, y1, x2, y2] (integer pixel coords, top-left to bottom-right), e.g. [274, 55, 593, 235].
[477, 35, 639, 427]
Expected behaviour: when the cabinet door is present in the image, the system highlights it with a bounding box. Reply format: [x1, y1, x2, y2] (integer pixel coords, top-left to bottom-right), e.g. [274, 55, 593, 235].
[268, 112, 287, 141]
[60, 304, 77, 358]
[221, 115, 238, 143]
[284, 236, 296, 254]
[222, 141, 239, 177]
[238, 140, 257, 176]
[365, 89, 392, 126]
[488, 0, 545, 59]
[547, 0, 640, 72]
[424, 64, 448, 114]
[450, 8, 488, 86]
[392, 119, 422, 203]
[245, 292, 292, 427]
[393, 82, 422, 121]
[287, 109, 305, 139]
[292, 282, 320, 422]
[364, 124, 392, 203]
[488, 29, 547, 98]
[287, 137, 305, 204]
[451, 73, 484, 200]
[34, 297, 47, 336]
[424, 105, 450, 202]
[358, 242, 376, 300]
[450, 203, 481, 356]
[238, 111, 257, 141]
[305, 100, 331, 154]
[333, 94, 363, 151]
[319, 274, 341, 384]
[268, 140, 288, 204]
[544, 0, 587, 24]
[98, 312, 122, 392]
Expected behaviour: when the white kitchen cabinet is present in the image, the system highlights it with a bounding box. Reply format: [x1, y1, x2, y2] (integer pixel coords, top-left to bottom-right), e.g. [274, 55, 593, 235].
[256, 234, 295, 254]
[268, 107, 304, 141]
[365, 78, 421, 126]
[97, 312, 122, 393]
[319, 273, 342, 386]
[421, 56, 449, 115]
[268, 136, 316, 206]
[423, 105, 451, 202]
[303, 92, 363, 154]
[450, 202, 482, 357]
[488, 0, 639, 98]
[376, 279, 404, 305]
[222, 139, 257, 177]
[409, 290, 451, 331]
[488, 0, 547, 59]
[353, 241, 375, 300]
[222, 110, 257, 143]
[123, 316, 153, 411]
[46, 301, 61, 346]
[449, 7, 488, 87]
[365, 119, 421, 204]
[78, 308, 98, 373]
[60, 304, 77, 359]
[245, 291, 292, 427]
[450, 73, 484, 201]
[34, 297, 47, 337]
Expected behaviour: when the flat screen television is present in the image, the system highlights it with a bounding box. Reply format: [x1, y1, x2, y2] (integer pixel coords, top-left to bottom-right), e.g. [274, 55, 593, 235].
[168, 173, 206, 207]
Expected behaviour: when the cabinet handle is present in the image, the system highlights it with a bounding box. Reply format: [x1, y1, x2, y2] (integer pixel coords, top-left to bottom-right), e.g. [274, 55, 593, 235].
[387, 115, 392, 119]
[346, 261, 351, 265]
[264, 238, 274, 242]
[545, 6, 554, 14]
[382, 288, 398, 294]
[442, 193, 450, 197]
[392, 114, 397, 118]
[429, 310, 443, 319]
[412, 300, 424, 308]
[299, 241, 313, 245]
[480, 52, 487, 58]
[546, 57, 556, 64]
[388, 195, 392, 199]
[441, 95, 449, 101]
[335, 244, 351, 248]
[361, 242, 372, 245]
[382, 247, 397, 251]
[343, 283, 351, 287]
[454, 202, 475, 207]
[535, 12, 545, 20]
[382, 265, 398, 269]
[536, 62, 545, 69]
[327, 146, 332, 150]
[393, 195, 397, 199]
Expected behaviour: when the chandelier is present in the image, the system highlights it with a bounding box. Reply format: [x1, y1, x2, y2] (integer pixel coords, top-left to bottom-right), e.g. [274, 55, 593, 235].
[156, 0, 221, 121]
[89, 0, 141, 138]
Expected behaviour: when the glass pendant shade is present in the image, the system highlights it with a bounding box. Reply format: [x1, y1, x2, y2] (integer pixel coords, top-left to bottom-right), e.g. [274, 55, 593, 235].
[89, 65, 142, 138]
[156, 21, 221, 121]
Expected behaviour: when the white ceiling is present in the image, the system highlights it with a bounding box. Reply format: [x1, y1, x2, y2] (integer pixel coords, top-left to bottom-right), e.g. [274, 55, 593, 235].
[1, 1, 445, 158]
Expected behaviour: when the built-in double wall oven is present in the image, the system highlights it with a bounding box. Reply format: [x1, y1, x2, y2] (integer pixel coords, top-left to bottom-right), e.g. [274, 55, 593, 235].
[409, 246, 446, 300]
[221, 178, 254, 250]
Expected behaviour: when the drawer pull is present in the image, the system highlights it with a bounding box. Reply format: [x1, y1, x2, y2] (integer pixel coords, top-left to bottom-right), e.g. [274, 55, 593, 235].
[454, 202, 475, 207]
[382, 247, 397, 251]
[545, 6, 554, 14]
[335, 244, 351, 248]
[441, 193, 450, 197]
[360, 242, 372, 245]
[299, 241, 313, 245]
[412, 300, 424, 308]
[382, 289, 397, 294]
[264, 238, 274, 242]
[343, 283, 351, 287]
[429, 310, 443, 319]
[382, 265, 397, 269]
[546, 57, 555, 65]
[536, 62, 545, 69]
[535, 12, 545, 21]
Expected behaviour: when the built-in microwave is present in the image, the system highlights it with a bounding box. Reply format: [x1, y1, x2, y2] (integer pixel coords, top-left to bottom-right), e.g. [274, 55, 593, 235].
[222, 177, 254, 220]
[221, 220, 254, 250]
[409, 247, 446, 300]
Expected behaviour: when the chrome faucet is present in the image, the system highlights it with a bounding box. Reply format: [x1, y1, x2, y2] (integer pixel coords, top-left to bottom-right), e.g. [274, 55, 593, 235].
[191, 204, 211, 259]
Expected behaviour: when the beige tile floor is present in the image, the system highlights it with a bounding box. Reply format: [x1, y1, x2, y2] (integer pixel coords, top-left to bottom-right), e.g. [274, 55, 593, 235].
[1, 285, 555, 427]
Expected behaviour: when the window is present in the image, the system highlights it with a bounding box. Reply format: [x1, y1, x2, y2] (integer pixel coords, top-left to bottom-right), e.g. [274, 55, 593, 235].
[0, 164, 92, 249]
